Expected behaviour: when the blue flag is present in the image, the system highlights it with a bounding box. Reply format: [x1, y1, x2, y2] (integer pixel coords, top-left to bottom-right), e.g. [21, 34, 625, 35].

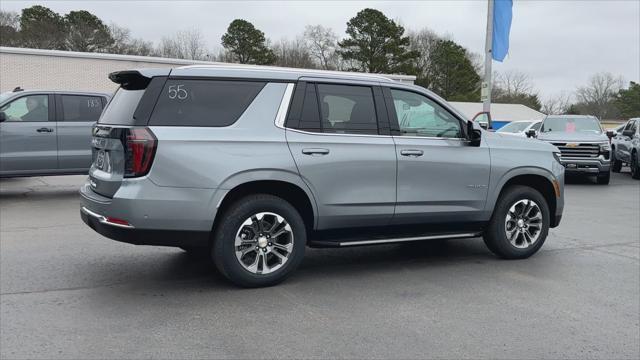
[492, 0, 513, 62]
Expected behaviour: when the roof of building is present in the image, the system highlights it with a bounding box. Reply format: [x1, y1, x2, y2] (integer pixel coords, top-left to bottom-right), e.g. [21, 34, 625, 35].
[449, 102, 546, 122]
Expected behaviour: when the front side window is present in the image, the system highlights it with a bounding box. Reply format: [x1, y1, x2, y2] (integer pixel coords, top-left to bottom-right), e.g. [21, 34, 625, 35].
[497, 121, 533, 133]
[530, 122, 542, 131]
[317, 84, 378, 135]
[390, 89, 462, 138]
[149, 79, 265, 127]
[61, 95, 104, 122]
[0, 95, 49, 122]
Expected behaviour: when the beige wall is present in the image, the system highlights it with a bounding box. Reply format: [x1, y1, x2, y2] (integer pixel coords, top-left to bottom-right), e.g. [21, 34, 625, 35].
[0, 53, 181, 94]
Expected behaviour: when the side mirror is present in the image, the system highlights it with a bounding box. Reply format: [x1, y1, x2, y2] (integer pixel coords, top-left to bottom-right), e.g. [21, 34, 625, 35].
[467, 121, 481, 147]
[471, 112, 493, 130]
[0, 112, 6, 123]
[622, 129, 634, 137]
[526, 129, 537, 138]
[606, 130, 615, 139]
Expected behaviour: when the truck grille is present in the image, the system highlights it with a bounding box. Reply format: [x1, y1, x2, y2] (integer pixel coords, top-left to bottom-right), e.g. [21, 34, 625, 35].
[552, 143, 600, 158]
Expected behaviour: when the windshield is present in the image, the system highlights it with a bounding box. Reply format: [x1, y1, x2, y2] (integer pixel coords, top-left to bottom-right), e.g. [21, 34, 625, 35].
[497, 121, 533, 133]
[541, 117, 602, 134]
[0, 92, 14, 104]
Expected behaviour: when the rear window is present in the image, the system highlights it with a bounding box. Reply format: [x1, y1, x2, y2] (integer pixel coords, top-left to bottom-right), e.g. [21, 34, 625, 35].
[148, 79, 265, 127]
[98, 88, 144, 125]
[61, 95, 104, 122]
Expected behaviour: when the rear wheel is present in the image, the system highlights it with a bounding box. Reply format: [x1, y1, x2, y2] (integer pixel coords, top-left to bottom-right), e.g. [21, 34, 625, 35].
[596, 170, 610, 185]
[483, 186, 550, 259]
[632, 152, 640, 179]
[212, 194, 306, 287]
[611, 148, 622, 173]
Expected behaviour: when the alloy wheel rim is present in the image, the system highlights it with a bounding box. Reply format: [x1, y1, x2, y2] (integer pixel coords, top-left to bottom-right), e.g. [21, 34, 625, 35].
[234, 212, 294, 275]
[504, 199, 543, 249]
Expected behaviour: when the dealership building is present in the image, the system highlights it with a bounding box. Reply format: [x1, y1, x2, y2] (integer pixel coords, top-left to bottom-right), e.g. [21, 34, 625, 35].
[0, 46, 544, 126]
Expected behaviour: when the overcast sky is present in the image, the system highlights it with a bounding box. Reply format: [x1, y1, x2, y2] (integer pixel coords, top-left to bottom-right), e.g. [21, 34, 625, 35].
[2, 0, 639, 100]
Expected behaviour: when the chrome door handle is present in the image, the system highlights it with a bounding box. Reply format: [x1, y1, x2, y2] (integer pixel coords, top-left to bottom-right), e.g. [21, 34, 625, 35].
[400, 149, 423, 157]
[302, 148, 330, 155]
[36, 127, 53, 133]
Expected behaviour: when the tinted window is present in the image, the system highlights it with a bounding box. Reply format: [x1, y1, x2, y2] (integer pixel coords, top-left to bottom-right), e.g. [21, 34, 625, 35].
[298, 83, 321, 132]
[61, 95, 104, 122]
[0, 95, 48, 122]
[149, 79, 265, 127]
[390, 89, 462, 138]
[317, 84, 378, 135]
[99, 88, 144, 125]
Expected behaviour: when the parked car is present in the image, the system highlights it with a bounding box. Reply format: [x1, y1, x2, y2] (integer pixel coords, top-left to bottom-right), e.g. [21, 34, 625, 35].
[0, 88, 110, 177]
[496, 120, 541, 137]
[80, 66, 565, 287]
[611, 118, 640, 179]
[531, 115, 613, 184]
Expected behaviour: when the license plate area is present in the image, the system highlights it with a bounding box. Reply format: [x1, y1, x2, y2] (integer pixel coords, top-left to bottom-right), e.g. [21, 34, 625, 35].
[95, 149, 111, 173]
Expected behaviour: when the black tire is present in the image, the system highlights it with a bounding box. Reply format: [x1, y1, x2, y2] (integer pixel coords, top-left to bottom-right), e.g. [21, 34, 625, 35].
[483, 185, 550, 259]
[611, 148, 622, 173]
[632, 152, 640, 180]
[212, 194, 306, 287]
[596, 170, 610, 185]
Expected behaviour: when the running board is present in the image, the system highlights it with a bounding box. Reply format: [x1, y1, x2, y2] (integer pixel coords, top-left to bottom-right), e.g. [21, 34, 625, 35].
[309, 232, 481, 247]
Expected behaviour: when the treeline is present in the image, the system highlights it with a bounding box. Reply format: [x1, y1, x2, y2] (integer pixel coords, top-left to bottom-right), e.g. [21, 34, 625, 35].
[1, 6, 638, 118]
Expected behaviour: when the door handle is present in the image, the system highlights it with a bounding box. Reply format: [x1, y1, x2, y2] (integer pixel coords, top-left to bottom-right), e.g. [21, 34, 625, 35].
[36, 127, 54, 133]
[302, 148, 330, 155]
[400, 149, 424, 157]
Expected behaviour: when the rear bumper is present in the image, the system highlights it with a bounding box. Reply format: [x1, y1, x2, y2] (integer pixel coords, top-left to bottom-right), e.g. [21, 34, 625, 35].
[81, 206, 209, 247]
[79, 178, 223, 247]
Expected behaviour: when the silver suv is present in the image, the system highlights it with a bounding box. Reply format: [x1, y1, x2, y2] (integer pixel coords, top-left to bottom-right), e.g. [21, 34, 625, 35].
[80, 66, 565, 287]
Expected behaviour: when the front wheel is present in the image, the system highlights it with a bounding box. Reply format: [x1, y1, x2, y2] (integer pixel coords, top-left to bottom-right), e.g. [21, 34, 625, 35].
[483, 186, 550, 259]
[632, 152, 640, 179]
[611, 149, 622, 173]
[212, 194, 306, 287]
[596, 171, 610, 185]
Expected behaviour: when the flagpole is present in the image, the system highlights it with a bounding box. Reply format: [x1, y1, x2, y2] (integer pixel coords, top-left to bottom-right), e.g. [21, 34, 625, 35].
[482, 0, 494, 118]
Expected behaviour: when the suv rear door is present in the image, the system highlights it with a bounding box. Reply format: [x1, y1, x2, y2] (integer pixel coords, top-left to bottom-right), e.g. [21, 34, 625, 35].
[56, 93, 107, 171]
[0, 93, 57, 174]
[383, 87, 491, 225]
[285, 81, 397, 229]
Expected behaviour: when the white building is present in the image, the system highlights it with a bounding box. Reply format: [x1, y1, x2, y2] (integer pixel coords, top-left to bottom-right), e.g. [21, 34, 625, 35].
[0, 47, 415, 94]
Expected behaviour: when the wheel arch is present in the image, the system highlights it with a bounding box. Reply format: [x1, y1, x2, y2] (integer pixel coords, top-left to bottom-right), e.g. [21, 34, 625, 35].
[213, 173, 318, 238]
[489, 168, 559, 227]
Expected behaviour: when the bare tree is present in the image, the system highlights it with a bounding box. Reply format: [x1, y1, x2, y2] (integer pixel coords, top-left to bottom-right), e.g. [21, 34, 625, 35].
[542, 92, 573, 115]
[575, 72, 623, 120]
[0, 10, 20, 46]
[494, 70, 535, 97]
[108, 23, 154, 56]
[157, 29, 208, 60]
[272, 37, 316, 69]
[303, 25, 338, 70]
[408, 28, 441, 88]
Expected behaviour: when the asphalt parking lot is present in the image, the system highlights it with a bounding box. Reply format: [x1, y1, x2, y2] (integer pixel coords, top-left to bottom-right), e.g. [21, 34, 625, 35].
[1, 172, 639, 359]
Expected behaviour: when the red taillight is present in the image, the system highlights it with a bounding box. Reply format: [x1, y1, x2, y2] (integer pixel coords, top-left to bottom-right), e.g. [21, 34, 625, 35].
[105, 216, 131, 227]
[124, 127, 157, 178]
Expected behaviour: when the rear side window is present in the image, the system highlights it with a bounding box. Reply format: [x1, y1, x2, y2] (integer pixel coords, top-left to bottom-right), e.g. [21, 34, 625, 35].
[317, 84, 378, 135]
[61, 95, 104, 122]
[148, 79, 265, 127]
[98, 88, 144, 125]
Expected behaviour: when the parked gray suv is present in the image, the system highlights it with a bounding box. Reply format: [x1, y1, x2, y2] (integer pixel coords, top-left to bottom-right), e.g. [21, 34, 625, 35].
[80, 66, 565, 287]
[611, 118, 640, 179]
[532, 115, 612, 184]
[0, 88, 110, 177]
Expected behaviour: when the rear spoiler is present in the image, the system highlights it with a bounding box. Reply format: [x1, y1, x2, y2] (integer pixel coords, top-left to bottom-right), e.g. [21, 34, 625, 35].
[108, 69, 171, 90]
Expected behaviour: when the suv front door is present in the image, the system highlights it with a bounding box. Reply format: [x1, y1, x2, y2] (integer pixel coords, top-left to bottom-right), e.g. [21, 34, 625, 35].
[0, 94, 57, 175]
[285, 82, 397, 229]
[385, 88, 491, 226]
